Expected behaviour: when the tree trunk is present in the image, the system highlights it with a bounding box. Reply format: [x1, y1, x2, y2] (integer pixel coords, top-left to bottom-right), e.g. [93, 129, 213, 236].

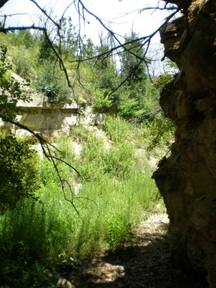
[152, 0, 216, 287]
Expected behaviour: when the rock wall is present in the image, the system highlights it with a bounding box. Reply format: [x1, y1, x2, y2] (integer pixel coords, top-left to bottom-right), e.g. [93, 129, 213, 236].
[0, 95, 105, 138]
[152, 0, 216, 286]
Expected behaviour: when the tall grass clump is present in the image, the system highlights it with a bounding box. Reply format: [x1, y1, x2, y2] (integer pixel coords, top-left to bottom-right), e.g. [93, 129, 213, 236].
[104, 115, 131, 143]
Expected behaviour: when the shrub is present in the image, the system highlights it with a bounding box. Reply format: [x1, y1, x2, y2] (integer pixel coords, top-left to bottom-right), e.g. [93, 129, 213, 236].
[13, 30, 36, 48]
[92, 88, 112, 110]
[0, 45, 32, 121]
[104, 115, 130, 143]
[0, 127, 164, 287]
[140, 113, 174, 150]
[12, 49, 35, 79]
[102, 142, 134, 179]
[0, 133, 39, 214]
[35, 61, 71, 104]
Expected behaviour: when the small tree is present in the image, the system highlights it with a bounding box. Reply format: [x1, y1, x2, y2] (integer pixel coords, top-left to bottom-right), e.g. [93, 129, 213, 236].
[117, 30, 157, 118]
[87, 34, 118, 110]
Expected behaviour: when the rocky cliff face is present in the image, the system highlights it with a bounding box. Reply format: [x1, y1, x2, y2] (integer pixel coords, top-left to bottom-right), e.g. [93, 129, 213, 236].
[0, 94, 105, 138]
[152, 0, 216, 286]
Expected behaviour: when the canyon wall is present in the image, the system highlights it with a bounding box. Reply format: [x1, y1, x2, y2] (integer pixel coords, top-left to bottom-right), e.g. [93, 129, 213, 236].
[152, 0, 216, 286]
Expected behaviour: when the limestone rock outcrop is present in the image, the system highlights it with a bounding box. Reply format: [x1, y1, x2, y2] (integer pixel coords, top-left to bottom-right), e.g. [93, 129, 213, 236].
[0, 93, 106, 138]
[152, 0, 216, 286]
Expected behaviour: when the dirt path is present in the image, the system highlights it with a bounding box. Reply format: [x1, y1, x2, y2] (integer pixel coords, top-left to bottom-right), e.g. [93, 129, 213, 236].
[55, 213, 208, 288]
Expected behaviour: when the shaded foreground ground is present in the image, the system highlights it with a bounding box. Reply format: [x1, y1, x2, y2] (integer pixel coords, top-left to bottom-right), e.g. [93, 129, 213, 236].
[55, 213, 208, 288]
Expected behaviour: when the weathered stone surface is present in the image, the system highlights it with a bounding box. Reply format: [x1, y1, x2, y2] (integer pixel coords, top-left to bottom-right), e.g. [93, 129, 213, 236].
[153, 0, 216, 286]
[0, 92, 106, 138]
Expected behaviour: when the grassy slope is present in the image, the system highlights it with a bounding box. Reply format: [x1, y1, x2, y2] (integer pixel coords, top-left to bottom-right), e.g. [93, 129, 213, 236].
[0, 33, 169, 288]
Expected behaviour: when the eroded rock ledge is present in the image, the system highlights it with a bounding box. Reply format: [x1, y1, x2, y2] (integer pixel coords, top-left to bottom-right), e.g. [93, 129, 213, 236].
[153, 0, 216, 287]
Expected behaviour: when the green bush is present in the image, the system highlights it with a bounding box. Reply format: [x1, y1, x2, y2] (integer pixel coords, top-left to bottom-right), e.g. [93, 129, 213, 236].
[12, 49, 35, 79]
[102, 142, 134, 178]
[69, 125, 90, 142]
[35, 61, 71, 104]
[0, 199, 60, 287]
[0, 133, 39, 214]
[0, 119, 165, 286]
[13, 30, 36, 49]
[0, 45, 32, 122]
[92, 88, 112, 110]
[104, 115, 130, 143]
[106, 213, 133, 251]
[139, 113, 174, 150]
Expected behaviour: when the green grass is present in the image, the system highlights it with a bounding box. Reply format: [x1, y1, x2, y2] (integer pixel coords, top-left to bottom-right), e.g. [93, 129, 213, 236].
[0, 121, 166, 287]
[0, 170, 161, 287]
[0, 170, 160, 256]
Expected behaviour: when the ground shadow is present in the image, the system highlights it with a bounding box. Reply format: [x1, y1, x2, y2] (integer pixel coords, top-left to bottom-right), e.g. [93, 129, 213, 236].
[55, 221, 208, 288]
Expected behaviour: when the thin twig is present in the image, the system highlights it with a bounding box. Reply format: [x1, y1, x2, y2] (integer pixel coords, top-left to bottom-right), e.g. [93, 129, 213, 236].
[45, 143, 82, 218]
[0, 114, 84, 216]
[77, 0, 123, 47]
[30, 0, 61, 29]
[0, 24, 46, 33]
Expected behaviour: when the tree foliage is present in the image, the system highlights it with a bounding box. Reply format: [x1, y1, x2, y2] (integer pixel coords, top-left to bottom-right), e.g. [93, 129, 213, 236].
[0, 45, 31, 121]
[0, 2, 180, 286]
[116, 31, 158, 118]
[0, 132, 39, 214]
[0, 45, 39, 214]
[0, 2, 176, 213]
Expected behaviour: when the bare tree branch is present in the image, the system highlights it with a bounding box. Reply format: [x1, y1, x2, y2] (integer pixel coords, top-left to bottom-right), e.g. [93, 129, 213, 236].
[139, 5, 178, 13]
[0, 1, 180, 99]
[0, 0, 184, 215]
[76, 0, 123, 47]
[30, 0, 61, 29]
[0, 0, 8, 9]
[0, 24, 46, 33]
[43, 30, 79, 103]
[60, 1, 76, 20]
[66, 5, 179, 91]
[45, 143, 82, 218]
[0, 113, 84, 215]
[0, 12, 28, 26]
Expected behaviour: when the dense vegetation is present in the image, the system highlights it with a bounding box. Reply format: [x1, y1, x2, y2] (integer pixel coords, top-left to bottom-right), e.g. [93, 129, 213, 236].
[0, 22, 175, 287]
[0, 21, 168, 113]
[0, 119, 167, 287]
